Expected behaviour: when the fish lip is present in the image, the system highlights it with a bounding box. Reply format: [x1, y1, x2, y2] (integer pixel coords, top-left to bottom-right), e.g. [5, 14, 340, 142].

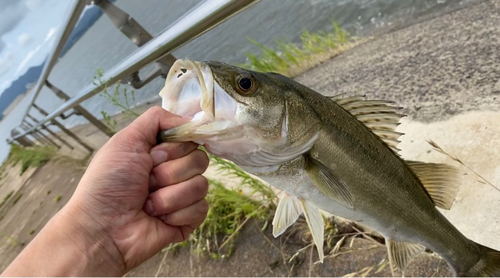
[160, 59, 215, 120]
[159, 59, 240, 142]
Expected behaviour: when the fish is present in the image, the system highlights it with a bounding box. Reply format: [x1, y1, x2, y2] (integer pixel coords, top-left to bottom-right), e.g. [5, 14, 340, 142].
[158, 59, 500, 276]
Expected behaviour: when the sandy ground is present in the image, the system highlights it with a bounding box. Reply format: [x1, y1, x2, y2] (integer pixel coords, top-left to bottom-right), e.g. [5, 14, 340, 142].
[1, 0, 499, 276]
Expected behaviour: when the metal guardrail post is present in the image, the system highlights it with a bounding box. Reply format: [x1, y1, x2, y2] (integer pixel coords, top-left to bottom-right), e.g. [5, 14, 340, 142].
[20, 123, 49, 146]
[50, 120, 94, 153]
[26, 114, 75, 150]
[32, 104, 93, 153]
[93, 0, 176, 89]
[22, 120, 61, 148]
[10, 130, 35, 147]
[45, 80, 115, 137]
[21, 0, 87, 122]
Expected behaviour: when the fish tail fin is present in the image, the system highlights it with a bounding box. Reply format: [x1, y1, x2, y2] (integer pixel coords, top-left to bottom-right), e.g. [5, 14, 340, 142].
[461, 243, 500, 277]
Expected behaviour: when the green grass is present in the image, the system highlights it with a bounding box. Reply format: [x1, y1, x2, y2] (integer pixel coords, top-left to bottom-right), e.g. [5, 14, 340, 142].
[165, 154, 278, 257]
[0, 191, 14, 208]
[94, 69, 140, 133]
[53, 194, 62, 203]
[12, 193, 23, 205]
[5, 144, 57, 175]
[240, 22, 356, 77]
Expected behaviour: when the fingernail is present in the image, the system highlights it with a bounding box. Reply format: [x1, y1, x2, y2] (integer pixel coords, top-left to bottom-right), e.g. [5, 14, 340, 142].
[151, 150, 168, 165]
[144, 199, 156, 215]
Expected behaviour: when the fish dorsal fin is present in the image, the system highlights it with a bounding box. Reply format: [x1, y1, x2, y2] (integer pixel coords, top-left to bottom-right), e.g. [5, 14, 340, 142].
[305, 156, 354, 209]
[272, 193, 302, 237]
[299, 199, 325, 263]
[386, 239, 426, 275]
[406, 161, 461, 210]
[330, 95, 405, 154]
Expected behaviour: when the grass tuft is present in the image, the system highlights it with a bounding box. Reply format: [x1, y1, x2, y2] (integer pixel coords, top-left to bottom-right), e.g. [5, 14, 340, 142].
[5, 144, 56, 175]
[165, 154, 278, 258]
[0, 191, 14, 208]
[53, 194, 62, 203]
[12, 193, 23, 205]
[239, 21, 360, 77]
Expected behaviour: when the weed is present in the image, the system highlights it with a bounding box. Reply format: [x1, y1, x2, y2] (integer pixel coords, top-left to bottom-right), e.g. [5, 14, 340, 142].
[165, 155, 277, 258]
[53, 194, 62, 203]
[0, 191, 14, 208]
[46, 190, 51, 195]
[240, 21, 358, 77]
[6, 144, 56, 175]
[94, 69, 140, 133]
[12, 193, 23, 205]
[29, 229, 35, 235]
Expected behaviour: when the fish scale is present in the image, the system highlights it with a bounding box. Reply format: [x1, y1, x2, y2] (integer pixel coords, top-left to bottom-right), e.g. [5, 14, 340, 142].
[159, 59, 500, 277]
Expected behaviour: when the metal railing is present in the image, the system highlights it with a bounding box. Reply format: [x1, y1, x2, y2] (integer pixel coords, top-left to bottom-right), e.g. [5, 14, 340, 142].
[8, 0, 258, 153]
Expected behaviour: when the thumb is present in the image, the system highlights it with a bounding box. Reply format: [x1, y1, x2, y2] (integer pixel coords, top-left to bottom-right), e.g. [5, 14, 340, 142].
[115, 107, 189, 152]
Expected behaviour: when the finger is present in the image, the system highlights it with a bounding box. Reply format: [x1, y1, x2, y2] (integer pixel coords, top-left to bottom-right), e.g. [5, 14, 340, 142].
[161, 199, 208, 227]
[114, 107, 189, 152]
[145, 175, 208, 216]
[171, 226, 196, 243]
[150, 149, 209, 190]
[149, 142, 199, 167]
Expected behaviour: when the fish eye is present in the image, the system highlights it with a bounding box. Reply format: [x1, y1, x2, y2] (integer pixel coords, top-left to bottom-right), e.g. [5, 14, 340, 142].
[239, 77, 252, 90]
[235, 73, 257, 95]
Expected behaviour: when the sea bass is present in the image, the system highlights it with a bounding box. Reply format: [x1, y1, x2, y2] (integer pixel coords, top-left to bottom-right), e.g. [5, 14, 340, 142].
[158, 59, 500, 276]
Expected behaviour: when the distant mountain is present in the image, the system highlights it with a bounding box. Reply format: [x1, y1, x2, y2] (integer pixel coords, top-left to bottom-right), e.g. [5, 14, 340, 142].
[0, 1, 118, 119]
[0, 61, 46, 118]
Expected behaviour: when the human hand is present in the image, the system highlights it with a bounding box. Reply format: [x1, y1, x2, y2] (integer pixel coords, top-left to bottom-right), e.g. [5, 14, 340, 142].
[72, 106, 210, 272]
[2, 107, 209, 276]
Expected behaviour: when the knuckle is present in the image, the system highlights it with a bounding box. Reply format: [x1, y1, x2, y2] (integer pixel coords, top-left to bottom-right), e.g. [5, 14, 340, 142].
[192, 150, 209, 170]
[190, 175, 209, 198]
[194, 175, 209, 195]
[154, 165, 174, 185]
[148, 106, 164, 115]
[198, 199, 209, 215]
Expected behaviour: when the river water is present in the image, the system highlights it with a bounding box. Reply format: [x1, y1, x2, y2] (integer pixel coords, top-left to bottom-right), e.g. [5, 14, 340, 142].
[0, 0, 482, 162]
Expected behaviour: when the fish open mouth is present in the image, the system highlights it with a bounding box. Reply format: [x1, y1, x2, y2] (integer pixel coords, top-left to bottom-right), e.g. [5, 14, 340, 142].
[159, 59, 239, 142]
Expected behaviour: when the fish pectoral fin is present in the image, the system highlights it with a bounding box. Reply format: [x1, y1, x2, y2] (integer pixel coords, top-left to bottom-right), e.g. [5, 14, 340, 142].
[386, 239, 426, 275]
[305, 156, 355, 209]
[299, 199, 325, 263]
[406, 160, 461, 210]
[272, 193, 302, 237]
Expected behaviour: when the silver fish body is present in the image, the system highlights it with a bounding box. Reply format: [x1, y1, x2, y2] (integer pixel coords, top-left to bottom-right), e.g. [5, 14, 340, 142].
[159, 59, 500, 276]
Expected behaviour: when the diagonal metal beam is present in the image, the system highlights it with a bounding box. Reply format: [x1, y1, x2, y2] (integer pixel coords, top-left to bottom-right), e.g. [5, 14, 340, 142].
[45, 80, 115, 137]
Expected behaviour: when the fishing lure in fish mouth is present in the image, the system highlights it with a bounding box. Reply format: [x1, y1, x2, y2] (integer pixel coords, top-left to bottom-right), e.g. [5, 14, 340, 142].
[158, 59, 500, 277]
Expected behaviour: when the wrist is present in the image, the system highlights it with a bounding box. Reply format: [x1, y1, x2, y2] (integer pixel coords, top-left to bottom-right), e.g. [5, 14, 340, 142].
[60, 199, 126, 276]
[1, 200, 125, 277]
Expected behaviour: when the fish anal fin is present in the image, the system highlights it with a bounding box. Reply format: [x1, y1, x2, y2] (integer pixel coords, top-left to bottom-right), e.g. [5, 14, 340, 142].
[386, 239, 425, 275]
[272, 193, 302, 237]
[305, 156, 355, 209]
[406, 161, 461, 210]
[300, 199, 325, 263]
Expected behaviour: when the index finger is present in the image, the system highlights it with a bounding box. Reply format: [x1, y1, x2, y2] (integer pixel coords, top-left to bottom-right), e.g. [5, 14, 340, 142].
[115, 107, 189, 152]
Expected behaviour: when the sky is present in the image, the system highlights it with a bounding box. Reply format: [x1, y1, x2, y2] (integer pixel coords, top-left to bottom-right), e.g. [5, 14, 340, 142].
[0, 0, 73, 96]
